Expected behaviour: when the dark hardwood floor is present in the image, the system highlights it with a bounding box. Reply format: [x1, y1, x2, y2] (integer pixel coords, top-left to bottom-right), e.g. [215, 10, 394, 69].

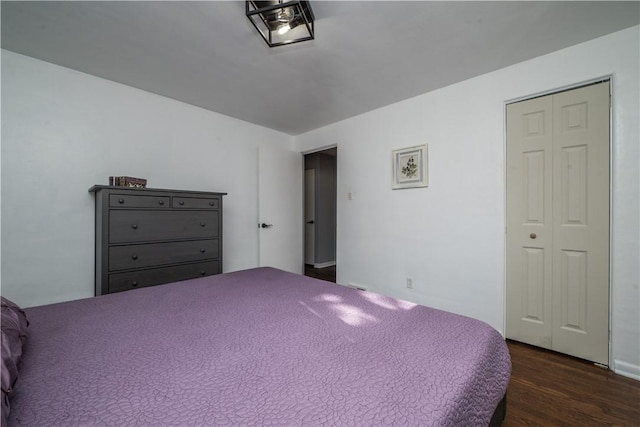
[304, 264, 336, 283]
[505, 340, 640, 426]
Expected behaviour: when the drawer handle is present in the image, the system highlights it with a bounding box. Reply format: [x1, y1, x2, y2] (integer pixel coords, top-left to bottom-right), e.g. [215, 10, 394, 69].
[158, 200, 165, 206]
[200, 222, 206, 227]
[118, 198, 125, 204]
[131, 281, 138, 287]
[209, 201, 215, 206]
[132, 224, 138, 230]
[200, 271, 206, 276]
[131, 255, 138, 260]
[200, 248, 206, 253]
[179, 200, 185, 205]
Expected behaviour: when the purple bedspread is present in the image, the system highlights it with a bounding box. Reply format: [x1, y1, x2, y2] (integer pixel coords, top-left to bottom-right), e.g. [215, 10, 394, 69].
[8, 267, 510, 426]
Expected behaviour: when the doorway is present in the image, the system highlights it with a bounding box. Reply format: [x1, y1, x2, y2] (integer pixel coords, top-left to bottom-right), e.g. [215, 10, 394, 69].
[303, 148, 337, 283]
[505, 81, 610, 365]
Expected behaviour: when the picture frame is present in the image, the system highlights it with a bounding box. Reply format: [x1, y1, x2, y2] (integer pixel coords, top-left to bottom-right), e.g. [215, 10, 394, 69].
[392, 144, 428, 189]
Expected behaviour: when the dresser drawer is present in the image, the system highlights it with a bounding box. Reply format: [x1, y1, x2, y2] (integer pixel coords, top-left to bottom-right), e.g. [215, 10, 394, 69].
[108, 261, 220, 293]
[109, 210, 219, 243]
[109, 194, 170, 208]
[109, 239, 219, 271]
[172, 196, 220, 209]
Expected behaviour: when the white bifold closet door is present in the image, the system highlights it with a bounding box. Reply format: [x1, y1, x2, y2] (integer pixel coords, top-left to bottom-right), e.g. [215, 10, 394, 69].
[506, 81, 610, 365]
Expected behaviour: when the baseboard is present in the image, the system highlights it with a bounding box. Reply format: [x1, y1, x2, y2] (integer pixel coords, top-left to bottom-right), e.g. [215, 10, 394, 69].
[344, 282, 367, 291]
[313, 261, 336, 269]
[613, 359, 640, 381]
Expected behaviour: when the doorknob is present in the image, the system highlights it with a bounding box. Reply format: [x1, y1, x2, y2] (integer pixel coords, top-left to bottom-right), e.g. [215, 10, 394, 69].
[260, 223, 273, 229]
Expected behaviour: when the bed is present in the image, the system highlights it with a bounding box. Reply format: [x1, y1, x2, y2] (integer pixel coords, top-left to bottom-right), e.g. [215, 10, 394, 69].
[3, 267, 511, 426]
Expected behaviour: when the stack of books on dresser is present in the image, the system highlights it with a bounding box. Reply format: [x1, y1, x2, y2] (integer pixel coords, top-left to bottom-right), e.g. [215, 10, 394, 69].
[109, 176, 147, 188]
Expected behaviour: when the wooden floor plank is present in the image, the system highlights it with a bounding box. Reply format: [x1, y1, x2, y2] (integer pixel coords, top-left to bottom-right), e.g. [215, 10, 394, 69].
[504, 340, 640, 426]
[304, 264, 336, 282]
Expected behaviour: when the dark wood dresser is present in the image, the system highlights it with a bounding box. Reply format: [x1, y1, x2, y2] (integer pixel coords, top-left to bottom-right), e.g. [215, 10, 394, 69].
[89, 186, 226, 295]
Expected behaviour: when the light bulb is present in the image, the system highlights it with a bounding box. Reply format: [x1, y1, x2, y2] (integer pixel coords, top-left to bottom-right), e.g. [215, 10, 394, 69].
[277, 24, 291, 35]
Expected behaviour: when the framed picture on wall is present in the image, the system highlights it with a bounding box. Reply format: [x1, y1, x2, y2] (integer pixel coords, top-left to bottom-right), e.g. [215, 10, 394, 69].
[392, 144, 428, 189]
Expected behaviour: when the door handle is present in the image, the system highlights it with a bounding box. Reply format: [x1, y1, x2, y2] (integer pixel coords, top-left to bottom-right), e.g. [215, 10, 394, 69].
[306, 220, 314, 224]
[260, 223, 273, 229]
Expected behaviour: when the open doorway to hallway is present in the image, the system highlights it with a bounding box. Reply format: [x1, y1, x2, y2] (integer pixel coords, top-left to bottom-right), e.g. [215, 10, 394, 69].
[303, 147, 337, 283]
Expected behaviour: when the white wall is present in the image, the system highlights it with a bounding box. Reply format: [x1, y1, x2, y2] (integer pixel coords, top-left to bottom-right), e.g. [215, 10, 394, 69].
[1, 50, 293, 308]
[295, 26, 640, 379]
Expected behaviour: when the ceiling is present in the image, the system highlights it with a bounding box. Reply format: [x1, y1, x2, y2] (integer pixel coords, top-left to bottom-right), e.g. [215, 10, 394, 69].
[2, 1, 638, 135]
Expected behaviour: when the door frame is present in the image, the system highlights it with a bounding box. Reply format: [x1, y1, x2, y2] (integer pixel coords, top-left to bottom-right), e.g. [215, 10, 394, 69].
[302, 145, 338, 270]
[503, 75, 614, 365]
[304, 169, 316, 265]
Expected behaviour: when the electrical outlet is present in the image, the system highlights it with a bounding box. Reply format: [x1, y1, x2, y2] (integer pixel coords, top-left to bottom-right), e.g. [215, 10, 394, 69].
[406, 277, 413, 289]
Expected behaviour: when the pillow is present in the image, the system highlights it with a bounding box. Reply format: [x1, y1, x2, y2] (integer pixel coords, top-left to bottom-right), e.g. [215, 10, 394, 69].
[1, 297, 29, 426]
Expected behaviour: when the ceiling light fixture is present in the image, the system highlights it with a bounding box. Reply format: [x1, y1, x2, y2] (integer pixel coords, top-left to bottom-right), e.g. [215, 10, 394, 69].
[246, 1, 314, 48]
